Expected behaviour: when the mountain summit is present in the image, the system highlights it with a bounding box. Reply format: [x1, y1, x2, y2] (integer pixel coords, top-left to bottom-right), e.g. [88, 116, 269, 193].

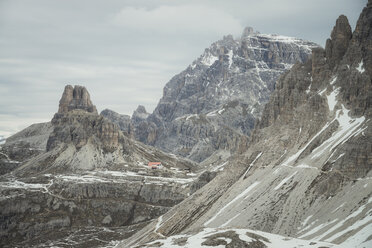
[58, 85, 97, 114]
[121, 27, 319, 163]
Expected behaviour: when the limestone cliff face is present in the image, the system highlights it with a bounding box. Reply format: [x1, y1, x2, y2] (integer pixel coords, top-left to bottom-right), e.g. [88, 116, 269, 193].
[121, 3, 372, 247]
[58, 85, 97, 114]
[131, 105, 158, 145]
[128, 28, 318, 162]
[47, 111, 122, 153]
[101, 109, 134, 138]
[325, 15, 352, 70]
[47, 85, 123, 154]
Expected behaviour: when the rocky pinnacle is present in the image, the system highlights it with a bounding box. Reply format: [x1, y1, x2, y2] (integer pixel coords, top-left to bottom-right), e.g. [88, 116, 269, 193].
[58, 85, 98, 114]
[325, 15, 352, 69]
[47, 85, 121, 152]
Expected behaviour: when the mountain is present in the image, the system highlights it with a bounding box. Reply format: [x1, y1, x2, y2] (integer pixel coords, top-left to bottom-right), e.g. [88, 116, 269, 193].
[101, 108, 134, 138]
[103, 28, 318, 164]
[0, 122, 53, 175]
[120, 2, 372, 247]
[0, 85, 202, 247]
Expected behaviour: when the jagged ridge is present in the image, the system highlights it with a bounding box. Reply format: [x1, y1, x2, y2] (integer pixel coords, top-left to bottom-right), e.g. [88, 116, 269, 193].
[103, 28, 318, 163]
[120, 2, 372, 247]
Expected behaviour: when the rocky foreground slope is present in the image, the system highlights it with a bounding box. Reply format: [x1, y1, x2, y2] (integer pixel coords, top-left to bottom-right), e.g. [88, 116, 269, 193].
[103, 28, 318, 163]
[0, 85, 202, 247]
[120, 2, 372, 247]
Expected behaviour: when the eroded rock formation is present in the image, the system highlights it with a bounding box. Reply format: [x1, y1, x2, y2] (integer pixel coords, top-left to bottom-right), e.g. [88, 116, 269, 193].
[58, 85, 97, 114]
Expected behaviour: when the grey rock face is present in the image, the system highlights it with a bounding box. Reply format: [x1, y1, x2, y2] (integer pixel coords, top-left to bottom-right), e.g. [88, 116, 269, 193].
[121, 3, 372, 247]
[47, 86, 124, 156]
[0, 172, 192, 247]
[190, 171, 217, 194]
[132, 105, 150, 123]
[131, 105, 158, 145]
[0, 122, 53, 175]
[101, 109, 134, 138]
[132, 28, 318, 162]
[47, 111, 122, 153]
[325, 15, 352, 70]
[58, 85, 97, 114]
[0, 85, 198, 247]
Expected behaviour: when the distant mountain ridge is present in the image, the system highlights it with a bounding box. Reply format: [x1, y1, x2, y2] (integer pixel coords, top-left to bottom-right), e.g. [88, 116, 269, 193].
[103, 27, 319, 163]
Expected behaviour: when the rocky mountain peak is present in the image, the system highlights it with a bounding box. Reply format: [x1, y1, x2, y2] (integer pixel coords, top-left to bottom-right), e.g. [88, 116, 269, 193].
[58, 85, 97, 114]
[241, 26, 257, 39]
[128, 27, 318, 162]
[331, 15, 352, 40]
[325, 15, 352, 69]
[351, 0, 372, 78]
[135, 105, 147, 114]
[48, 85, 121, 153]
[132, 105, 150, 122]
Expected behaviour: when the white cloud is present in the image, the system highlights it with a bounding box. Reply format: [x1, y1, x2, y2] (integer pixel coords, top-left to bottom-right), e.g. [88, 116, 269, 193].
[112, 5, 243, 36]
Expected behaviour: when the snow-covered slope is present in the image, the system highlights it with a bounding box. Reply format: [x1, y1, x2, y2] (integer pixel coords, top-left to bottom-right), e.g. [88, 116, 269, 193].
[139, 227, 336, 248]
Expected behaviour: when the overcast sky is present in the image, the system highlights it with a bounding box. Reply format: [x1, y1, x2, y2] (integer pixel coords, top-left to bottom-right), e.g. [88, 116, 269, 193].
[0, 0, 367, 137]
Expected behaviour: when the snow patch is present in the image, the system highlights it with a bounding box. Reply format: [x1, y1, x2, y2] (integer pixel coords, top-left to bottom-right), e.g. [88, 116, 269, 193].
[278, 149, 287, 160]
[326, 208, 372, 243]
[204, 181, 260, 226]
[218, 108, 225, 115]
[310, 105, 366, 160]
[356, 60, 365, 73]
[227, 50, 233, 68]
[220, 213, 240, 228]
[331, 153, 345, 163]
[301, 215, 313, 227]
[298, 219, 338, 238]
[318, 87, 327, 95]
[302, 198, 372, 243]
[154, 215, 165, 237]
[274, 171, 297, 190]
[330, 76, 337, 85]
[297, 164, 317, 170]
[283, 103, 366, 168]
[332, 202, 346, 213]
[212, 161, 228, 172]
[186, 114, 198, 121]
[201, 52, 218, 66]
[338, 222, 372, 248]
[206, 110, 218, 117]
[57, 174, 110, 183]
[242, 152, 263, 178]
[326, 87, 339, 112]
[306, 84, 312, 94]
[143, 227, 335, 248]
